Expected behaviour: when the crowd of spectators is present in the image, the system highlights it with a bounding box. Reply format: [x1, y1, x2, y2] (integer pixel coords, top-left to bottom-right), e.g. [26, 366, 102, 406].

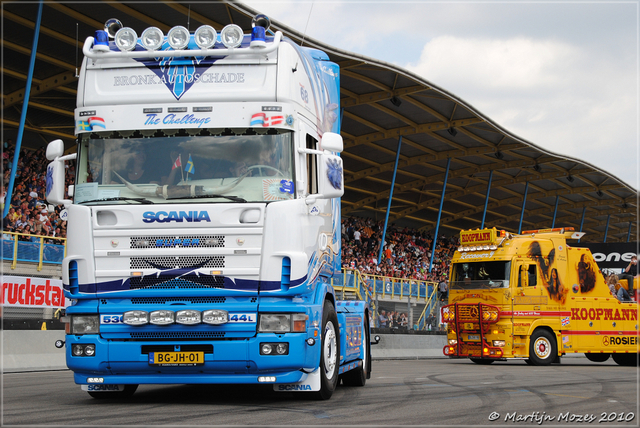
[2, 140, 72, 245]
[341, 216, 459, 283]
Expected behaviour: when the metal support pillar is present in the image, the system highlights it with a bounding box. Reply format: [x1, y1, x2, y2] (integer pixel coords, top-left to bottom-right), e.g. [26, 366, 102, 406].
[628, 221, 633, 242]
[429, 157, 451, 273]
[480, 170, 493, 229]
[551, 195, 559, 228]
[377, 136, 402, 265]
[604, 214, 610, 243]
[517, 182, 529, 234]
[3, 0, 44, 219]
[578, 207, 586, 243]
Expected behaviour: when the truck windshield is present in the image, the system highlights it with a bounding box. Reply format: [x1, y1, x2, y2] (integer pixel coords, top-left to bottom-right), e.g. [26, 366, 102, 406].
[74, 129, 294, 205]
[450, 261, 511, 289]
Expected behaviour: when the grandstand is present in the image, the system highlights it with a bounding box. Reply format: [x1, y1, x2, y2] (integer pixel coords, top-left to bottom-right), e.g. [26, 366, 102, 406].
[2, 1, 637, 334]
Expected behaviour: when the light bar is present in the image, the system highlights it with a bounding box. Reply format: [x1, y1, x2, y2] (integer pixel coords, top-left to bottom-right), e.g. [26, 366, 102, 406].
[220, 24, 243, 48]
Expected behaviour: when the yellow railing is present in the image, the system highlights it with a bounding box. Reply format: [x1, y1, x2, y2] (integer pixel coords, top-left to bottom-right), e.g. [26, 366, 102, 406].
[2, 231, 67, 271]
[415, 287, 441, 330]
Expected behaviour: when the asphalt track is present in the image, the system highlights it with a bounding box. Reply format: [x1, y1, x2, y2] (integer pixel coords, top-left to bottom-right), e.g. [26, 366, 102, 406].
[2, 357, 638, 426]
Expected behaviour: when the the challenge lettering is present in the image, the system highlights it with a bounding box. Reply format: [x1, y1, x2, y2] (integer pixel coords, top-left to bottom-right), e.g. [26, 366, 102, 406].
[143, 211, 211, 223]
[144, 114, 211, 128]
[570, 307, 638, 321]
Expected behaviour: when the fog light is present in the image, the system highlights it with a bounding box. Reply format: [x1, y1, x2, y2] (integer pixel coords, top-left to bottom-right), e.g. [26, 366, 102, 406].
[276, 343, 288, 355]
[448, 339, 458, 345]
[306, 338, 316, 346]
[176, 310, 201, 325]
[84, 344, 96, 356]
[114, 27, 138, 51]
[124, 310, 148, 325]
[167, 26, 189, 50]
[493, 340, 506, 347]
[202, 309, 228, 325]
[258, 376, 276, 382]
[87, 377, 104, 383]
[194, 25, 217, 49]
[221, 24, 243, 48]
[72, 345, 84, 356]
[150, 310, 175, 325]
[261, 344, 273, 355]
[141, 27, 163, 51]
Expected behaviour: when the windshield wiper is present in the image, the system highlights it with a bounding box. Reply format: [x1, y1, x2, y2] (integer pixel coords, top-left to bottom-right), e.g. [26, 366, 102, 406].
[79, 197, 154, 205]
[167, 193, 247, 203]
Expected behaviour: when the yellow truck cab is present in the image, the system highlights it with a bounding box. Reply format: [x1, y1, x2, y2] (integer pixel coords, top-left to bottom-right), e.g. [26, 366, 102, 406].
[442, 227, 639, 366]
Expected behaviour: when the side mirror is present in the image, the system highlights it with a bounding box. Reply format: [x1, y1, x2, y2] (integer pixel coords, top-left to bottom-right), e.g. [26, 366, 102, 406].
[320, 132, 343, 153]
[316, 153, 343, 200]
[45, 139, 76, 206]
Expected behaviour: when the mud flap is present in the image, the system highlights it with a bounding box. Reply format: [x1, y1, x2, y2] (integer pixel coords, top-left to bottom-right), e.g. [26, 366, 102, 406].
[273, 368, 321, 392]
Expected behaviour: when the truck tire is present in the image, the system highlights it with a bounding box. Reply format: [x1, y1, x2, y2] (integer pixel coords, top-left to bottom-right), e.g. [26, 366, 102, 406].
[470, 358, 494, 365]
[612, 353, 637, 366]
[528, 330, 556, 366]
[585, 353, 610, 363]
[341, 316, 370, 386]
[313, 301, 340, 400]
[88, 384, 138, 399]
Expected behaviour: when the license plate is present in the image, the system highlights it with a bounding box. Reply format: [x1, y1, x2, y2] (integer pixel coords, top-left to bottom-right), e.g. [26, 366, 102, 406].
[464, 323, 475, 330]
[467, 334, 480, 341]
[148, 351, 204, 366]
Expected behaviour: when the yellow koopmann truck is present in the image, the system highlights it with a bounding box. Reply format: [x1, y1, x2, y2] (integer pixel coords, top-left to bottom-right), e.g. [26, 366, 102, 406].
[442, 227, 639, 366]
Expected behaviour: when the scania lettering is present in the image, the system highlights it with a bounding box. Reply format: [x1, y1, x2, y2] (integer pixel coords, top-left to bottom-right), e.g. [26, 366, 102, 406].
[442, 227, 639, 366]
[47, 15, 371, 400]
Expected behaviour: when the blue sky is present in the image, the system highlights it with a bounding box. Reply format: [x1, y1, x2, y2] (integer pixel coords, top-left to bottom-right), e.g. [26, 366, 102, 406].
[244, 1, 639, 189]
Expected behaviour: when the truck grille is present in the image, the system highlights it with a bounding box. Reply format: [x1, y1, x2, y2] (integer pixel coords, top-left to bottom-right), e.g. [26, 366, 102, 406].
[131, 235, 225, 249]
[129, 331, 226, 339]
[130, 256, 224, 269]
[129, 275, 225, 290]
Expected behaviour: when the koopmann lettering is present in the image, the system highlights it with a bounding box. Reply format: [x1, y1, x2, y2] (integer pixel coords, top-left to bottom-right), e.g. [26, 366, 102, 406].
[570, 307, 638, 321]
[114, 72, 245, 86]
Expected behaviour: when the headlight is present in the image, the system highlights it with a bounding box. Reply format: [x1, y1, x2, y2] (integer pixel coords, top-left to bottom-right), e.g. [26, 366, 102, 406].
[493, 340, 506, 347]
[202, 309, 228, 325]
[141, 27, 163, 50]
[176, 310, 201, 325]
[220, 24, 243, 48]
[194, 25, 217, 49]
[150, 310, 175, 325]
[124, 310, 149, 325]
[167, 26, 190, 50]
[114, 27, 138, 51]
[259, 314, 290, 332]
[71, 316, 100, 334]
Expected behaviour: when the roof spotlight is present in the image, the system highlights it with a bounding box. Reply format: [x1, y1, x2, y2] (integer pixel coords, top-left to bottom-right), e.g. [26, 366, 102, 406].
[221, 24, 244, 49]
[114, 27, 138, 52]
[194, 25, 217, 49]
[447, 127, 457, 137]
[167, 26, 190, 50]
[141, 27, 164, 51]
[104, 18, 123, 38]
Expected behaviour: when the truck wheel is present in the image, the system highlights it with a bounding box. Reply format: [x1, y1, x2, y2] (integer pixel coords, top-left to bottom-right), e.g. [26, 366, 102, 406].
[341, 316, 370, 386]
[612, 353, 637, 366]
[312, 301, 340, 400]
[529, 330, 556, 366]
[585, 353, 610, 363]
[470, 358, 494, 365]
[88, 384, 138, 399]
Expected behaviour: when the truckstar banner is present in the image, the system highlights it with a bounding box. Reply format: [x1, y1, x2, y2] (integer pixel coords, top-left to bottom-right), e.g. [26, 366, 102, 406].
[1, 276, 67, 308]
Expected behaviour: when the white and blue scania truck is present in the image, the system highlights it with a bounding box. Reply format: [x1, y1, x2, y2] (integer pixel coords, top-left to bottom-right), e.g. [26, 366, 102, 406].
[46, 15, 371, 400]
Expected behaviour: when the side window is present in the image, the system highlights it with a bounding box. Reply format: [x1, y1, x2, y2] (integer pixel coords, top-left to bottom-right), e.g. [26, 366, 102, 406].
[306, 134, 318, 194]
[527, 264, 537, 287]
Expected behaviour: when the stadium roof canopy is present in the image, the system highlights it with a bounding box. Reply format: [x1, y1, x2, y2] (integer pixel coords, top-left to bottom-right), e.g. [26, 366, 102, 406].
[2, 0, 637, 242]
